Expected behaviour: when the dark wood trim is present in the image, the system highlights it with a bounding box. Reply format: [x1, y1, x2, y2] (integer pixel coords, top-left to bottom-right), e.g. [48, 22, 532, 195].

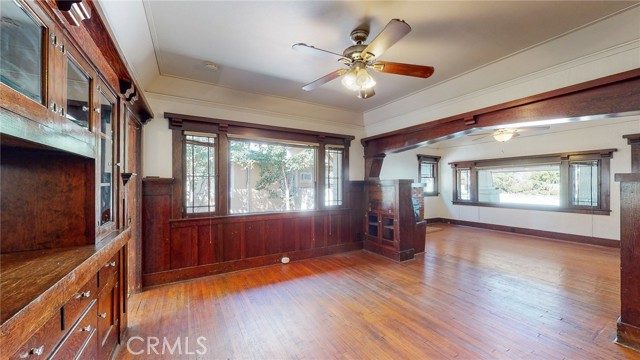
[361, 69, 640, 157]
[171, 131, 184, 218]
[624, 133, 640, 173]
[426, 218, 620, 248]
[142, 243, 363, 288]
[449, 149, 615, 213]
[165, 112, 354, 145]
[616, 319, 640, 352]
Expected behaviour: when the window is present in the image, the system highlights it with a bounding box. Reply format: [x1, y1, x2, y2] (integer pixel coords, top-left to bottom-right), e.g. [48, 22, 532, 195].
[184, 134, 216, 214]
[456, 168, 471, 201]
[229, 139, 315, 213]
[170, 113, 352, 217]
[325, 146, 344, 206]
[417, 155, 440, 196]
[570, 160, 599, 207]
[477, 163, 560, 206]
[450, 149, 615, 214]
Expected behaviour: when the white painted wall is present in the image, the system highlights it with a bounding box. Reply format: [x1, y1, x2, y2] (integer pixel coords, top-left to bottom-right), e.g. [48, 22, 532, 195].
[364, 6, 640, 135]
[380, 117, 640, 240]
[142, 86, 366, 180]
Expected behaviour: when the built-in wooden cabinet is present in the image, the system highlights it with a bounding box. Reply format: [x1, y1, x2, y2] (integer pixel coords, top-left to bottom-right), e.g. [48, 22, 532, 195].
[363, 179, 425, 261]
[0, 0, 151, 358]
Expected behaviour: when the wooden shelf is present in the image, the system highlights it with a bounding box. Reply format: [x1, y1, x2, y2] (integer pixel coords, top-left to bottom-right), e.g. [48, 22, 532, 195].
[0, 229, 129, 356]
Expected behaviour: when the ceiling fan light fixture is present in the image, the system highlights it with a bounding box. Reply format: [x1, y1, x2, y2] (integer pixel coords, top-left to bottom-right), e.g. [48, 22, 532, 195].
[358, 87, 375, 99]
[493, 130, 514, 142]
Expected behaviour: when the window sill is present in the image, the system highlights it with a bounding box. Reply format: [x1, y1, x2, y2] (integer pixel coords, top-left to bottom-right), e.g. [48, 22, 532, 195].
[451, 201, 611, 215]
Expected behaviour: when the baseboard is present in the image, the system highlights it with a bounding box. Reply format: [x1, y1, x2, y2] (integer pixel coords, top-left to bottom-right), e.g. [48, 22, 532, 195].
[425, 218, 620, 248]
[616, 318, 640, 352]
[142, 242, 363, 288]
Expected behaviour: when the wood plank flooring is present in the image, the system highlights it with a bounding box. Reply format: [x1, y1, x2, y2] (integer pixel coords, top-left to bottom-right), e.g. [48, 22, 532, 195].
[116, 224, 639, 359]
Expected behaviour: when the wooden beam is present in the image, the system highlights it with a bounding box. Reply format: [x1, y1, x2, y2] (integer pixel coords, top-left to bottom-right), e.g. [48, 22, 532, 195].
[362, 69, 640, 157]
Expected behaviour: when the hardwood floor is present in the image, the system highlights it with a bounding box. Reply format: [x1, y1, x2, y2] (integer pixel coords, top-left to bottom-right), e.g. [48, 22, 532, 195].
[116, 224, 639, 359]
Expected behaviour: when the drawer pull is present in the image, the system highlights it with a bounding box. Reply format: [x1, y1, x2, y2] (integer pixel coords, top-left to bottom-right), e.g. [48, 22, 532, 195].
[75, 290, 91, 299]
[105, 261, 117, 268]
[80, 325, 92, 332]
[26, 345, 44, 356]
[98, 312, 107, 319]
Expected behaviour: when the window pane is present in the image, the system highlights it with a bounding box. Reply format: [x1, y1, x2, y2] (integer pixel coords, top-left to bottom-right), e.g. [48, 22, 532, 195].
[185, 135, 215, 214]
[477, 164, 560, 206]
[571, 160, 599, 207]
[229, 139, 315, 213]
[325, 147, 343, 206]
[0, 1, 43, 103]
[457, 168, 471, 201]
[66, 59, 91, 129]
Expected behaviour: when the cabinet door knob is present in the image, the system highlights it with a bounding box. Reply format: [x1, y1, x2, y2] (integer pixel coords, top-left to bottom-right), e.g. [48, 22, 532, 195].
[80, 325, 92, 332]
[99, 312, 107, 319]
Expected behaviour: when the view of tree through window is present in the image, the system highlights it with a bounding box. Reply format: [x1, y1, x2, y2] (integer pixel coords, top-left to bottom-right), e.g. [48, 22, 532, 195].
[229, 139, 315, 213]
[478, 164, 560, 206]
[185, 135, 216, 214]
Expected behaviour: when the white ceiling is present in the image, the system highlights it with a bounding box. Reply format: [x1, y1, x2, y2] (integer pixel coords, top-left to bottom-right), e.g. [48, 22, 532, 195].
[98, 1, 638, 114]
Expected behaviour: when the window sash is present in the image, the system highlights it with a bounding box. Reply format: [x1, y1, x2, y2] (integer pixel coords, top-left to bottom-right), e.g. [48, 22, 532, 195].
[325, 146, 344, 206]
[184, 134, 216, 214]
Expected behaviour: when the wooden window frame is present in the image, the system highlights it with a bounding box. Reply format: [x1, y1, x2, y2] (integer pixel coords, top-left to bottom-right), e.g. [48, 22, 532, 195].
[449, 149, 616, 215]
[417, 155, 440, 196]
[167, 113, 353, 218]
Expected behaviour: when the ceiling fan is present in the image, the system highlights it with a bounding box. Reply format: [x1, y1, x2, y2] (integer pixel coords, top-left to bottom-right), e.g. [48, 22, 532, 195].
[469, 126, 551, 142]
[292, 19, 434, 99]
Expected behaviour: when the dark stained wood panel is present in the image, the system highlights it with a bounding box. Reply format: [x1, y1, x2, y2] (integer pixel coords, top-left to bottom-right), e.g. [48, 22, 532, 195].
[142, 179, 173, 274]
[170, 226, 196, 270]
[244, 221, 265, 259]
[222, 223, 242, 262]
[282, 219, 296, 253]
[197, 224, 217, 265]
[313, 215, 326, 249]
[265, 219, 284, 254]
[296, 217, 314, 250]
[1, 148, 94, 253]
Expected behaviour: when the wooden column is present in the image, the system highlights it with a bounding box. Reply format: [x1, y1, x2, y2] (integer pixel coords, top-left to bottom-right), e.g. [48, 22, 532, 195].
[615, 133, 640, 352]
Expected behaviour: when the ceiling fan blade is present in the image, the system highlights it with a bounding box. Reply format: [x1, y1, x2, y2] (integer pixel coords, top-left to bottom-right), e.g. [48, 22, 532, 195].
[302, 69, 347, 91]
[371, 61, 434, 78]
[359, 19, 411, 61]
[292, 43, 348, 62]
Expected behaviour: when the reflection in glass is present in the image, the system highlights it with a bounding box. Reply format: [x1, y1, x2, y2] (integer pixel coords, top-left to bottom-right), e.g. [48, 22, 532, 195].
[66, 59, 90, 129]
[0, 1, 44, 103]
[99, 91, 113, 225]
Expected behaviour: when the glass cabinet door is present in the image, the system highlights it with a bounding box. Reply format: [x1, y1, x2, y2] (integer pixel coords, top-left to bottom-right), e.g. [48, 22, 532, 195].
[66, 57, 91, 129]
[0, 0, 44, 103]
[96, 84, 116, 235]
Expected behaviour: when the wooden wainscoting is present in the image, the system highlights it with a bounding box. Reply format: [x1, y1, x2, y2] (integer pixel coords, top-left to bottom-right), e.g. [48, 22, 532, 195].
[142, 179, 365, 287]
[143, 210, 363, 287]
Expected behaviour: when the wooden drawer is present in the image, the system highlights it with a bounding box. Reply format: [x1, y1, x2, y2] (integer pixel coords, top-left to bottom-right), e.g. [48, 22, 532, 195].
[63, 274, 98, 330]
[9, 310, 64, 360]
[49, 300, 97, 360]
[98, 252, 119, 291]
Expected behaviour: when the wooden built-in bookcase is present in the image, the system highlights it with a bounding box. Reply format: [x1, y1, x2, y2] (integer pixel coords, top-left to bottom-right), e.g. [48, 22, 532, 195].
[363, 179, 426, 261]
[0, 0, 151, 358]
